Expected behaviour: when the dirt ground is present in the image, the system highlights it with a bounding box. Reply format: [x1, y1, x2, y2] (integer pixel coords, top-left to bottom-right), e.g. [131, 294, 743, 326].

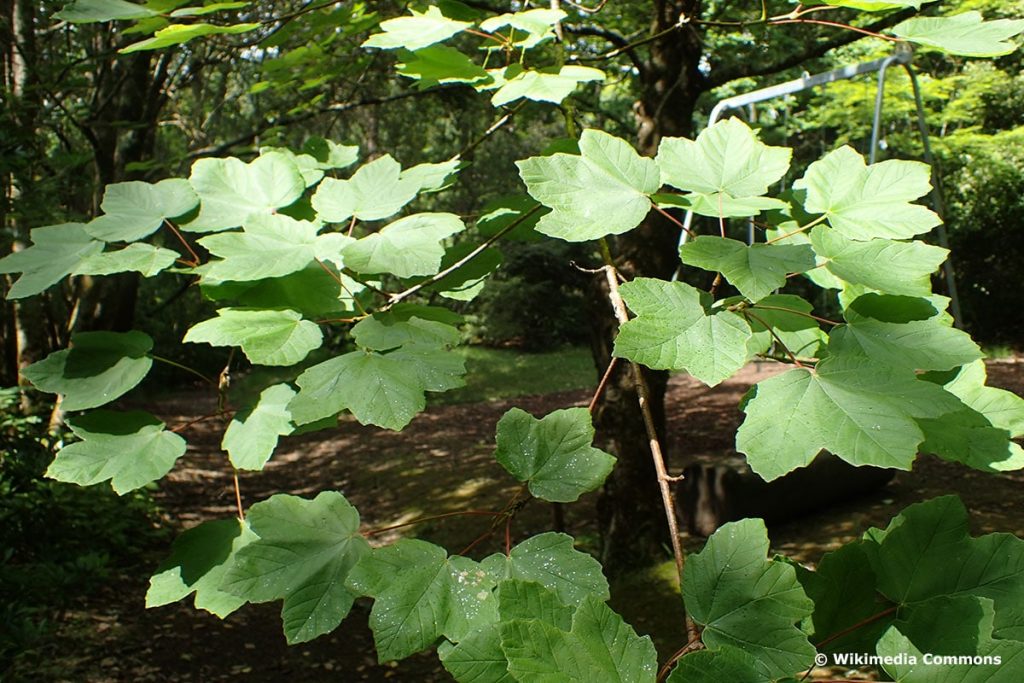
[12, 360, 1024, 682]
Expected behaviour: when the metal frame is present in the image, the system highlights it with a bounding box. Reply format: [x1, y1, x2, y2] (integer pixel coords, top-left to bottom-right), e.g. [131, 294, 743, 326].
[679, 45, 961, 324]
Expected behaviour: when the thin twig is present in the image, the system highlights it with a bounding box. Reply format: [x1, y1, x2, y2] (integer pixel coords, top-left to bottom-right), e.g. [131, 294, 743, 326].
[232, 471, 245, 521]
[752, 304, 839, 327]
[743, 310, 805, 367]
[170, 410, 227, 433]
[656, 635, 705, 683]
[599, 264, 698, 641]
[588, 357, 620, 414]
[773, 17, 901, 41]
[653, 205, 695, 238]
[766, 214, 827, 244]
[150, 355, 217, 387]
[386, 206, 542, 308]
[456, 102, 526, 160]
[164, 220, 201, 266]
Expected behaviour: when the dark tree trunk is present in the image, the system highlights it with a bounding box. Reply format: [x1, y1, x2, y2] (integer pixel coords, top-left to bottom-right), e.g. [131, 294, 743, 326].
[593, 0, 706, 574]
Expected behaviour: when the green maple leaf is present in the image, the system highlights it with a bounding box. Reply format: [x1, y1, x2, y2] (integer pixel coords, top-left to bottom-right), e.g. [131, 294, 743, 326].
[863, 496, 1024, 640]
[184, 308, 323, 366]
[221, 492, 370, 644]
[679, 235, 816, 302]
[362, 6, 470, 51]
[481, 533, 610, 608]
[0, 223, 103, 299]
[939, 361, 1024, 437]
[917, 407, 1024, 473]
[396, 46, 489, 85]
[222, 383, 295, 471]
[347, 539, 500, 662]
[684, 518, 815, 679]
[120, 22, 260, 54]
[200, 264, 350, 318]
[667, 646, 765, 683]
[400, 158, 462, 193]
[47, 410, 186, 494]
[479, 8, 565, 48]
[199, 214, 350, 282]
[84, 179, 198, 242]
[790, 542, 891, 654]
[490, 65, 605, 107]
[517, 129, 658, 242]
[656, 118, 791, 217]
[823, 0, 937, 10]
[185, 152, 306, 232]
[893, 11, 1024, 58]
[810, 227, 948, 297]
[494, 407, 616, 503]
[499, 596, 657, 682]
[351, 306, 462, 350]
[737, 355, 963, 480]
[878, 596, 1024, 682]
[795, 146, 940, 240]
[56, 0, 158, 22]
[829, 294, 982, 371]
[147, 518, 258, 618]
[289, 345, 465, 430]
[613, 277, 752, 386]
[342, 212, 465, 277]
[311, 154, 421, 223]
[73, 243, 180, 278]
[21, 330, 153, 411]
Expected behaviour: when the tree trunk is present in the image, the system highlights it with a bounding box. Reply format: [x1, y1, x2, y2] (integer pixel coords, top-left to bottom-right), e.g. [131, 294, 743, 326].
[593, 0, 705, 574]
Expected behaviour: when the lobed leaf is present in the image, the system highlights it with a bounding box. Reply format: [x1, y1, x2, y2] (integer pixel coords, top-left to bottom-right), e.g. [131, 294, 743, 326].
[0, 223, 103, 299]
[656, 118, 791, 216]
[147, 518, 257, 618]
[893, 11, 1024, 58]
[679, 236, 816, 302]
[517, 129, 658, 242]
[362, 6, 470, 51]
[48, 410, 186, 494]
[494, 407, 615, 503]
[737, 355, 963, 480]
[185, 152, 306, 232]
[221, 492, 370, 644]
[222, 383, 296, 471]
[613, 278, 752, 386]
[85, 179, 198, 242]
[311, 154, 420, 223]
[810, 227, 948, 297]
[795, 146, 940, 241]
[342, 212, 465, 278]
[184, 308, 323, 366]
[683, 518, 815, 679]
[21, 330, 153, 411]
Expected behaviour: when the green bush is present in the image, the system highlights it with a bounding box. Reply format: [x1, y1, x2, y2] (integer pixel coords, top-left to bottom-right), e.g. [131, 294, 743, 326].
[0, 388, 168, 670]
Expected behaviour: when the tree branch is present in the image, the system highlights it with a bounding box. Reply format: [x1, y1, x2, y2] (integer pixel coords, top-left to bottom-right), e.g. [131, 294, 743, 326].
[184, 89, 442, 159]
[704, 8, 917, 89]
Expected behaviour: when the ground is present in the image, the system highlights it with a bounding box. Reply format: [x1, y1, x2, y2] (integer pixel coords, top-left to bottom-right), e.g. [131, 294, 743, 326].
[9, 358, 1024, 682]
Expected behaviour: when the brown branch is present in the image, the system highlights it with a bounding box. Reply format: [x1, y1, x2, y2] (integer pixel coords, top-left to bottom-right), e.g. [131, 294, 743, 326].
[704, 8, 918, 89]
[656, 635, 705, 683]
[599, 264, 699, 642]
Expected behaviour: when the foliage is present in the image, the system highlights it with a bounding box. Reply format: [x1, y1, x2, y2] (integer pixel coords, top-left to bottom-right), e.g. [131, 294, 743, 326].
[0, 389, 166, 670]
[3, 0, 1024, 681]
